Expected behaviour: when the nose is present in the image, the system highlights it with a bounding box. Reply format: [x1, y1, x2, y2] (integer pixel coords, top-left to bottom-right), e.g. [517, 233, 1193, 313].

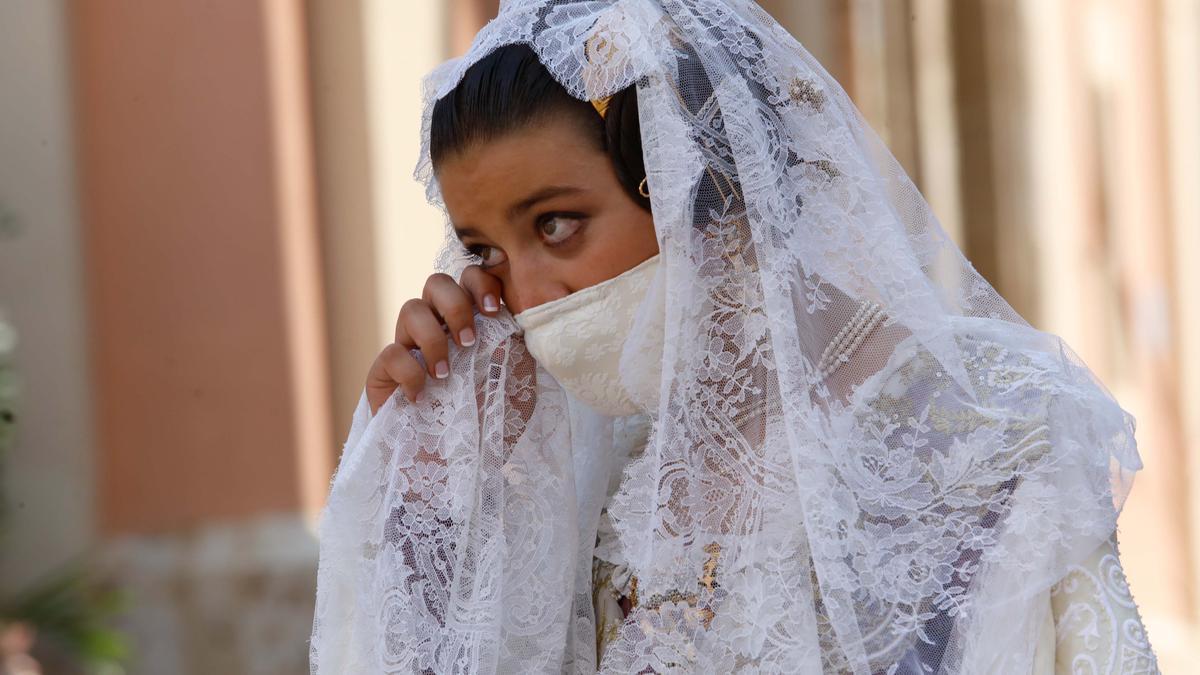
[506, 261, 570, 315]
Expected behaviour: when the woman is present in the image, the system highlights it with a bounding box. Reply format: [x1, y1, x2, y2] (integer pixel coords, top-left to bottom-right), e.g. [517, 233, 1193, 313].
[310, 1, 1158, 672]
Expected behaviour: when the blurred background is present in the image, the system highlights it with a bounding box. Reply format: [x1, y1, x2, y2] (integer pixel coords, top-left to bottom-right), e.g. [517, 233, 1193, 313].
[0, 0, 1195, 672]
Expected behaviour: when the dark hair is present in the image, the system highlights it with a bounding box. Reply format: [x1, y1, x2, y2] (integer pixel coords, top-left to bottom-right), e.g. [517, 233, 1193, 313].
[430, 43, 650, 211]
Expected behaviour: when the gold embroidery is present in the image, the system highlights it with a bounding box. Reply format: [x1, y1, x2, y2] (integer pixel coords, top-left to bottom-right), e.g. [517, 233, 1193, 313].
[700, 542, 722, 591]
[585, 33, 619, 65]
[592, 560, 629, 662]
[697, 606, 716, 630]
[789, 77, 826, 111]
[798, 157, 842, 181]
[629, 541, 723, 630]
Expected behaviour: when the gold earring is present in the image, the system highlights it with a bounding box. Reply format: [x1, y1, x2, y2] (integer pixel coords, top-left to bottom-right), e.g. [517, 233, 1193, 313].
[638, 176, 650, 198]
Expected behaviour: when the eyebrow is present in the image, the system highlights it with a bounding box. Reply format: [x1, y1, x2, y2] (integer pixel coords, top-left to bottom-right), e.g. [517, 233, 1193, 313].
[506, 184, 586, 221]
[453, 184, 587, 240]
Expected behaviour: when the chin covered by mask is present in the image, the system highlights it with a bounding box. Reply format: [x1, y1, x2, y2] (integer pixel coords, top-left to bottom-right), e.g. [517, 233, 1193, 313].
[514, 254, 663, 417]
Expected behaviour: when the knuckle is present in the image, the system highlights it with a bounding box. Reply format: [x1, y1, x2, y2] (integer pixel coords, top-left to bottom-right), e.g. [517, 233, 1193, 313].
[423, 273, 453, 300]
[379, 342, 402, 361]
[460, 267, 500, 299]
[410, 317, 445, 345]
[397, 358, 420, 382]
[400, 298, 428, 320]
[380, 346, 408, 374]
[441, 301, 474, 326]
[459, 265, 484, 285]
[393, 349, 422, 379]
[418, 335, 448, 359]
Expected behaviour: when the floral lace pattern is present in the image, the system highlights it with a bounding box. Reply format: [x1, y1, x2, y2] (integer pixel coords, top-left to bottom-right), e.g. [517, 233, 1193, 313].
[1048, 532, 1160, 674]
[309, 319, 592, 672]
[597, 323, 1138, 673]
[593, 403, 1159, 674]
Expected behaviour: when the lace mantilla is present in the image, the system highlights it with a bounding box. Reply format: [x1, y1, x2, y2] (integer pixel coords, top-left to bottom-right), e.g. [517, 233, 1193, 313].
[310, 1, 1150, 672]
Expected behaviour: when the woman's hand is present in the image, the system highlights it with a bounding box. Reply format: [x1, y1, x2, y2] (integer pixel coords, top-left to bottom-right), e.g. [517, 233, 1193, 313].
[365, 266, 503, 415]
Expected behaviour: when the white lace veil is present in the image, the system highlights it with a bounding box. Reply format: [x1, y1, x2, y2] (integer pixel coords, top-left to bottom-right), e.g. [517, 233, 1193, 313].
[309, 1, 1143, 672]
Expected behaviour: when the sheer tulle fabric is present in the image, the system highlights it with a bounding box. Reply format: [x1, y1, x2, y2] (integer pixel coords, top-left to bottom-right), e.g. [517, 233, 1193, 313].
[309, 1, 1143, 672]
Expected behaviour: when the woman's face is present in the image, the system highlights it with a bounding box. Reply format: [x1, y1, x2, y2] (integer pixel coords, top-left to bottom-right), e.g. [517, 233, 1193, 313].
[435, 114, 659, 315]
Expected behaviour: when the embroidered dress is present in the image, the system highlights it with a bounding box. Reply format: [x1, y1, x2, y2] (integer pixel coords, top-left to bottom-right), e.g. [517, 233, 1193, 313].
[580, 325, 1158, 672]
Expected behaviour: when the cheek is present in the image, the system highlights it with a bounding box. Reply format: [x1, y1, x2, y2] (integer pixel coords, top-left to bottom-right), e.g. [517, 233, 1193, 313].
[632, 211, 658, 249]
[497, 257, 573, 314]
[574, 211, 658, 284]
[606, 209, 658, 258]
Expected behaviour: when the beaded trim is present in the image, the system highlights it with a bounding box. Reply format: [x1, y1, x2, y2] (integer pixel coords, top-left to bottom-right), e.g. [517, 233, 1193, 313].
[816, 300, 885, 379]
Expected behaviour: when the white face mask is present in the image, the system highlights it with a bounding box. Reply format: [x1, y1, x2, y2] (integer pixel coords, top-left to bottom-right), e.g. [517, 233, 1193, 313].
[513, 254, 663, 417]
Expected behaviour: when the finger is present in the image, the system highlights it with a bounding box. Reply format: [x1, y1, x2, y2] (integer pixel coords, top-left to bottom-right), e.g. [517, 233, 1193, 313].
[367, 343, 427, 413]
[400, 298, 451, 380]
[459, 265, 503, 315]
[393, 304, 415, 348]
[422, 273, 477, 348]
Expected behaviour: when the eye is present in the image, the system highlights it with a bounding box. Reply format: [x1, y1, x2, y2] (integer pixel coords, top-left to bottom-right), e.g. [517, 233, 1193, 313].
[466, 244, 507, 269]
[538, 214, 584, 245]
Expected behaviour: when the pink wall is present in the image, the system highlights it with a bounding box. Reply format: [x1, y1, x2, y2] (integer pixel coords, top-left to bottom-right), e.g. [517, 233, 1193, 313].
[71, 0, 332, 534]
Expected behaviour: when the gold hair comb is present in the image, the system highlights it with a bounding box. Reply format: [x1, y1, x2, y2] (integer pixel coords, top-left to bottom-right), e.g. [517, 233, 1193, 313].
[591, 95, 612, 120]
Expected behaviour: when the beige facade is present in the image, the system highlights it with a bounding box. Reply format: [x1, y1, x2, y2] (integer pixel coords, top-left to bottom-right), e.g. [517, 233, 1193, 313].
[0, 0, 1195, 672]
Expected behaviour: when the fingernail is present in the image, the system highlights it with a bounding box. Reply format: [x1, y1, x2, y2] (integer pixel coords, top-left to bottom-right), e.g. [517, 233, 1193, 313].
[435, 360, 449, 379]
[459, 327, 476, 346]
[415, 390, 426, 403]
[483, 294, 500, 312]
